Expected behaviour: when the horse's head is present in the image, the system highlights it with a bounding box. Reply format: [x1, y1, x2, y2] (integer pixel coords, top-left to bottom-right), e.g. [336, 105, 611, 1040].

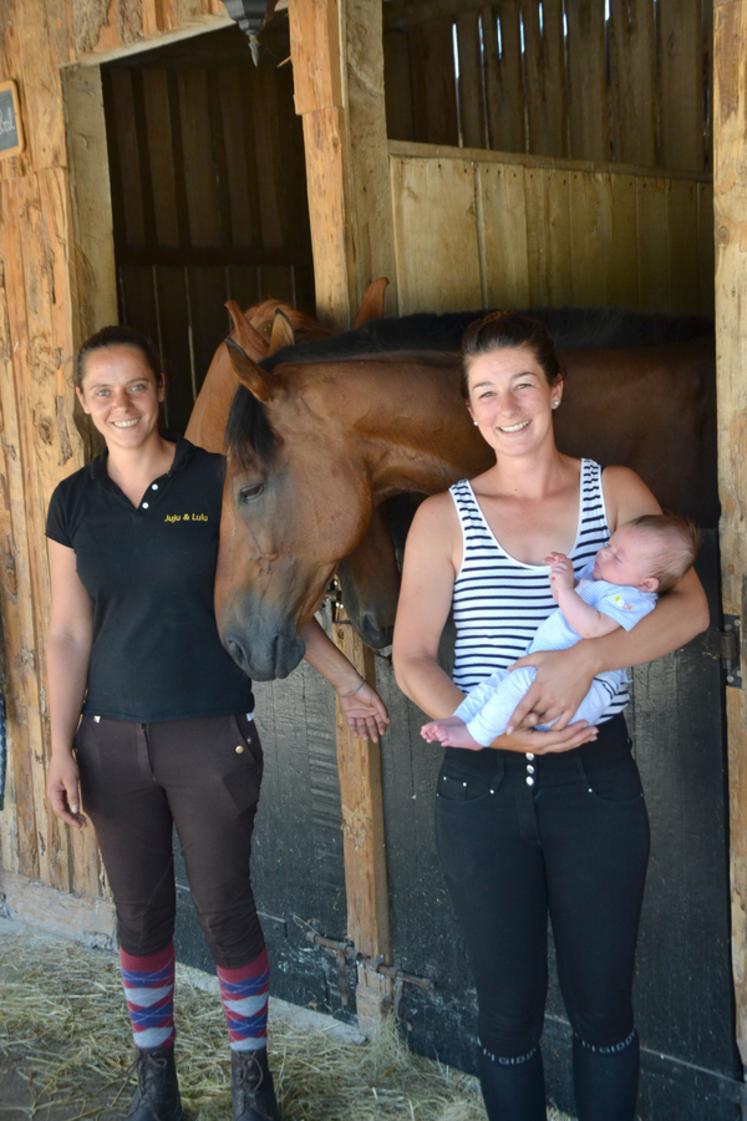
[215, 340, 374, 680]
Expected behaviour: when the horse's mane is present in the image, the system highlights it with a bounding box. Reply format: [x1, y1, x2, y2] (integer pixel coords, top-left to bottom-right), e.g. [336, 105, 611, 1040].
[225, 386, 278, 468]
[226, 306, 714, 464]
[262, 306, 713, 371]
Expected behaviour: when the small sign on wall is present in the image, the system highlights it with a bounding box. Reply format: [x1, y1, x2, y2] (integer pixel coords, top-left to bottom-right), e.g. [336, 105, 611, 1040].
[0, 80, 24, 160]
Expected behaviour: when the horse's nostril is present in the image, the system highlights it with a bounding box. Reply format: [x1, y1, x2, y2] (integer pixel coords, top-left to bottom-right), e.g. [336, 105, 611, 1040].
[226, 637, 247, 670]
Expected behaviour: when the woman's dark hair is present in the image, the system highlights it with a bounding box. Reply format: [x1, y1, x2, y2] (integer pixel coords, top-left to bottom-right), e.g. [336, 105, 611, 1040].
[75, 325, 162, 389]
[460, 311, 564, 398]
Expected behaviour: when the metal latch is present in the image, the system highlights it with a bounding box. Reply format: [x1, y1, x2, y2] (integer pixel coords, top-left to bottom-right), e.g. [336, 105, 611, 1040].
[305, 927, 435, 1014]
[722, 615, 742, 689]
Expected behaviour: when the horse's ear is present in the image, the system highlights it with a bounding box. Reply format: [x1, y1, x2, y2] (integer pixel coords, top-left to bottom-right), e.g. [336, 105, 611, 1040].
[352, 276, 389, 329]
[225, 337, 276, 404]
[226, 300, 268, 360]
[268, 309, 295, 356]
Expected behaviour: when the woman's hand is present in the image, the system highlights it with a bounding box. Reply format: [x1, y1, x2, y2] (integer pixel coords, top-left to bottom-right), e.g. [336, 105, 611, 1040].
[492, 720, 598, 754]
[46, 750, 87, 829]
[337, 679, 390, 743]
[505, 644, 599, 732]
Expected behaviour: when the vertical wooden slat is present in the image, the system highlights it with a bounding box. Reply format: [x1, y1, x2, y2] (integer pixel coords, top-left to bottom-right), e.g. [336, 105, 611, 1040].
[218, 68, 260, 250]
[383, 29, 415, 141]
[287, 0, 396, 1033]
[390, 156, 482, 312]
[143, 70, 180, 248]
[667, 178, 700, 313]
[697, 181, 715, 315]
[702, 0, 714, 171]
[178, 69, 221, 248]
[569, 170, 613, 307]
[636, 176, 670, 310]
[483, 2, 525, 152]
[248, 63, 287, 251]
[0, 187, 40, 883]
[408, 17, 459, 146]
[154, 264, 197, 427]
[659, 0, 706, 171]
[521, 0, 567, 158]
[606, 173, 641, 309]
[609, 0, 657, 166]
[523, 165, 572, 305]
[456, 12, 485, 149]
[713, 0, 747, 1059]
[333, 617, 390, 963]
[478, 162, 531, 308]
[566, 0, 609, 162]
[106, 70, 146, 247]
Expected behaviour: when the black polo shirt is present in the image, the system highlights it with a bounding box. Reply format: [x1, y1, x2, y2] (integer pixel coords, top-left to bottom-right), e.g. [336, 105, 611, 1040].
[46, 437, 253, 722]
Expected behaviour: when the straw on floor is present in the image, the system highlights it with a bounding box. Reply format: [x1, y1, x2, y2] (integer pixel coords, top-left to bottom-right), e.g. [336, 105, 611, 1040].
[0, 923, 573, 1120]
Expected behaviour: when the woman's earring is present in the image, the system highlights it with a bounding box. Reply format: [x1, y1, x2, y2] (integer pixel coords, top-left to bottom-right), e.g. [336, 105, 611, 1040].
[552, 399, 560, 409]
[473, 420, 479, 426]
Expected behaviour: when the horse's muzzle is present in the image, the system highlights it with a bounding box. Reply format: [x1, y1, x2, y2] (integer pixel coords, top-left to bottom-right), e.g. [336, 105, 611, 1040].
[224, 628, 305, 681]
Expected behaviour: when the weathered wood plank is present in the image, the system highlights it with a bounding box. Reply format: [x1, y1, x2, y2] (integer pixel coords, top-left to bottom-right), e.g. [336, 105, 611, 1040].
[667, 178, 700, 313]
[456, 12, 485, 149]
[569, 170, 613, 307]
[178, 69, 221, 247]
[142, 69, 180, 247]
[609, 0, 657, 166]
[408, 16, 459, 146]
[383, 28, 415, 141]
[333, 616, 390, 962]
[484, 2, 525, 153]
[390, 156, 482, 312]
[659, 0, 706, 171]
[524, 166, 572, 305]
[606, 173, 641, 309]
[477, 162, 530, 308]
[521, 0, 567, 158]
[713, 0, 747, 1057]
[566, 0, 608, 162]
[636, 176, 670, 311]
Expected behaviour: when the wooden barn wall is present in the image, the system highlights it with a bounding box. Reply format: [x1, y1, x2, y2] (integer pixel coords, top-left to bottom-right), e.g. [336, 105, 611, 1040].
[389, 142, 714, 316]
[103, 22, 314, 435]
[383, 0, 713, 174]
[0, 0, 234, 901]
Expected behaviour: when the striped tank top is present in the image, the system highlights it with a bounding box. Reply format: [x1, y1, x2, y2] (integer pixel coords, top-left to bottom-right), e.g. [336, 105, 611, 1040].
[450, 458, 628, 722]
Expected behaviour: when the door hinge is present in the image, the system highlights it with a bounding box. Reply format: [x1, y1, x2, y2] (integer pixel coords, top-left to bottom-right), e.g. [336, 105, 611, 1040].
[721, 615, 742, 689]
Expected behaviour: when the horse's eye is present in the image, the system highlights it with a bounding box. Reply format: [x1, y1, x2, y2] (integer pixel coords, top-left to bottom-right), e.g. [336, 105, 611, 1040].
[238, 482, 264, 503]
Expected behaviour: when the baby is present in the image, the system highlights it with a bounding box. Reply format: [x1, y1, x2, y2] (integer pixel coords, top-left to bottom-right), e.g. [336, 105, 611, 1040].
[421, 514, 698, 749]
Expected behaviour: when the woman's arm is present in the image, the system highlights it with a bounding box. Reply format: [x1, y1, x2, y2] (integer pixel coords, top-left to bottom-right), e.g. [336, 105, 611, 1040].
[393, 494, 598, 755]
[46, 540, 93, 828]
[392, 494, 464, 717]
[301, 617, 389, 742]
[507, 467, 709, 731]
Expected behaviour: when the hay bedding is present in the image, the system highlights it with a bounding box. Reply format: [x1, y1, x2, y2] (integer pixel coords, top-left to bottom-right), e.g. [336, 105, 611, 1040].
[0, 925, 572, 1121]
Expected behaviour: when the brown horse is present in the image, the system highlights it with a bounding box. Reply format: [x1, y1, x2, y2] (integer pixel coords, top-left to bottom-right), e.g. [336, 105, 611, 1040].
[213, 309, 715, 680]
[187, 281, 403, 648]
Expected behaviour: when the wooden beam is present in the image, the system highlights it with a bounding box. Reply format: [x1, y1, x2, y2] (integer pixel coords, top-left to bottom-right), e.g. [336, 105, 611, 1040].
[287, 0, 396, 1033]
[713, 0, 747, 1057]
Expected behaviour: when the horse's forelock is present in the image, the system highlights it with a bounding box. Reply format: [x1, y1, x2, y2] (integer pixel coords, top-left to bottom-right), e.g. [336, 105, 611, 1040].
[225, 385, 279, 468]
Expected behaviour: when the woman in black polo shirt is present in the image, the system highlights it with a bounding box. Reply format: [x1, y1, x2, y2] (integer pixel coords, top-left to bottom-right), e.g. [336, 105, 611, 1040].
[45, 326, 389, 1121]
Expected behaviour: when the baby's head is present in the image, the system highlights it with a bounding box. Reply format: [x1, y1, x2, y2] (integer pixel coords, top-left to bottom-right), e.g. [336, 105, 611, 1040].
[593, 514, 698, 594]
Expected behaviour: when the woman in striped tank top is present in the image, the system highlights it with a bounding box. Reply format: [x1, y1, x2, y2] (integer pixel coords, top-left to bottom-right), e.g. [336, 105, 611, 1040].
[392, 312, 708, 1121]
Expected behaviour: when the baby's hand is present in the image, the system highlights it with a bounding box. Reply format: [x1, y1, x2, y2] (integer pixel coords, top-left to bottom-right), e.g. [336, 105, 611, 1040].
[546, 552, 574, 600]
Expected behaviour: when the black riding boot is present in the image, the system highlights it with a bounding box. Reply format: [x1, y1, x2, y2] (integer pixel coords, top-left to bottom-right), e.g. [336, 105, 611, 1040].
[231, 1048, 280, 1121]
[126, 1047, 182, 1121]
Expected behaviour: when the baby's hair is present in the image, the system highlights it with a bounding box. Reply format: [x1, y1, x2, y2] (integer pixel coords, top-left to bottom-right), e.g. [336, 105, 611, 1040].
[624, 513, 699, 593]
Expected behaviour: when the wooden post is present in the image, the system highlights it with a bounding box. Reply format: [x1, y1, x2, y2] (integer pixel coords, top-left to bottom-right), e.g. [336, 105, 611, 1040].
[287, 0, 397, 1034]
[713, 0, 747, 1058]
